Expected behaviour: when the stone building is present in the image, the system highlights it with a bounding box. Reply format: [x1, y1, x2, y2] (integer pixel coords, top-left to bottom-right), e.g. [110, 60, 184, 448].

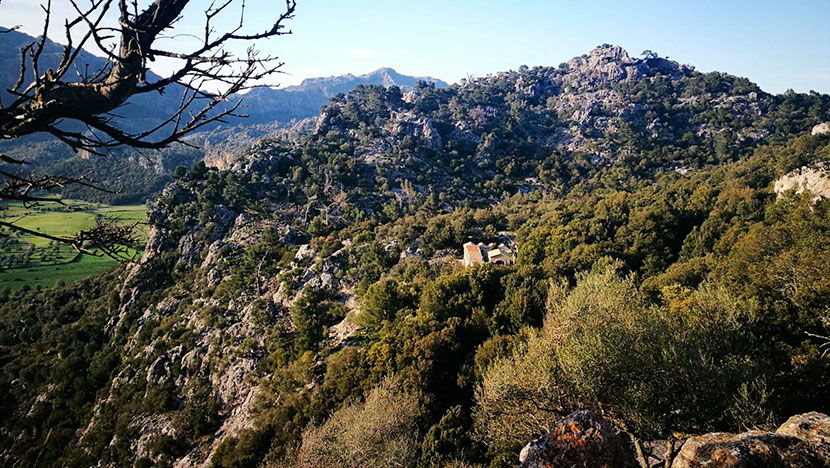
[487, 246, 511, 265]
[463, 241, 513, 267]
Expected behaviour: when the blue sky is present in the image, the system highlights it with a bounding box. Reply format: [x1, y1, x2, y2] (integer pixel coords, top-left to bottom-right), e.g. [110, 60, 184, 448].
[3, 0, 830, 93]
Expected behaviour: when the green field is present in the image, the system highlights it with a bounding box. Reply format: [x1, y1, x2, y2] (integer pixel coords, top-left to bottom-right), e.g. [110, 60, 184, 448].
[0, 201, 148, 290]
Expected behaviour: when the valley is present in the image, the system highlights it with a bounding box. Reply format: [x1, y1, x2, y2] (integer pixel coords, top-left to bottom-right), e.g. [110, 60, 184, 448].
[0, 202, 147, 289]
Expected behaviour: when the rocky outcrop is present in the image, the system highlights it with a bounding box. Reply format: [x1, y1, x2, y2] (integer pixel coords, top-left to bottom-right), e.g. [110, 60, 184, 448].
[774, 162, 830, 201]
[562, 45, 645, 89]
[519, 410, 638, 468]
[671, 412, 830, 468]
[516, 412, 830, 468]
[388, 111, 443, 150]
[530, 45, 697, 163]
[812, 122, 830, 136]
[777, 413, 830, 447]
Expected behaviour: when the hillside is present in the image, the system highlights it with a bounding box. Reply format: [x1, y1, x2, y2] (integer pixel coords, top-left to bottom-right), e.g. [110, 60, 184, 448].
[1, 45, 830, 467]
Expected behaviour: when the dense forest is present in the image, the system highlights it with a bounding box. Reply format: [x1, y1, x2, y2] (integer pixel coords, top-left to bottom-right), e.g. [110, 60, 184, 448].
[1, 46, 830, 467]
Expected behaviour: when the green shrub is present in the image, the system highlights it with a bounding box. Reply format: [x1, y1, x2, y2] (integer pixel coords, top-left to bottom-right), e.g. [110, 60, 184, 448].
[294, 377, 422, 468]
[476, 260, 762, 452]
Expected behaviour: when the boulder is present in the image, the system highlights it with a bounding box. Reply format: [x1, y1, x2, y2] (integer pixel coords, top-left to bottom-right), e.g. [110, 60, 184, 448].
[812, 122, 830, 136]
[233, 212, 252, 229]
[519, 410, 638, 468]
[672, 412, 830, 468]
[215, 205, 238, 229]
[146, 355, 172, 384]
[777, 412, 830, 447]
[202, 240, 231, 269]
[773, 163, 830, 201]
[294, 244, 317, 262]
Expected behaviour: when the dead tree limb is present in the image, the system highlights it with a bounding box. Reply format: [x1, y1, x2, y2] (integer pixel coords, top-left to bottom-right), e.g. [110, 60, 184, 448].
[0, 0, 297, 257]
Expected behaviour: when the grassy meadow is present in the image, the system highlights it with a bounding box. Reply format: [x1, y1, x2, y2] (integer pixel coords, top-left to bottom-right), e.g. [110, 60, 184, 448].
[0, 201, 148, 290]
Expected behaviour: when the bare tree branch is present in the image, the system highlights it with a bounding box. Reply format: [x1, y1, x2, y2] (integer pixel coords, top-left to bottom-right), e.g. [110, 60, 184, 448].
[1, 0, 296, 149]
[0, 0, 297, 258]
[0, 217, 141, 260]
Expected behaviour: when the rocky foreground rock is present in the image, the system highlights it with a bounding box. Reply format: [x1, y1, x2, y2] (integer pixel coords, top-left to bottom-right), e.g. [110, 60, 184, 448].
[520, 411, 830, 468]
[519, 410, 638, 468]
[777, 412, 830, 446]
[671, 431, 830, 468]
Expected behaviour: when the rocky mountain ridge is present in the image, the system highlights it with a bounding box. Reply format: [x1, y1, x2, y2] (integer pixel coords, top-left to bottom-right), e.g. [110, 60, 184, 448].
[223, 67, 449, 126]
[83, 45, 830, 465]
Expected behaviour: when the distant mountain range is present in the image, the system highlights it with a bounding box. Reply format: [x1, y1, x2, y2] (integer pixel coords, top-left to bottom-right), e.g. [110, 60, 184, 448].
[239, 68, 449, 124]
[0, 27, 448, 128]
[0, 27, 449, 202]
[0, 27, 185, 133]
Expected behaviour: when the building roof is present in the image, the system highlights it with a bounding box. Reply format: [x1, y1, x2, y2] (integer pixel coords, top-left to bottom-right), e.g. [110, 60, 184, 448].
[464, 242, 484, 264]
[489, 248, 505, 258]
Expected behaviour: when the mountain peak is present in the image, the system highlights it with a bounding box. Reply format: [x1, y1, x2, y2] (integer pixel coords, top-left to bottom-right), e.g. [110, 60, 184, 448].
[369, 67, 397, 75]
[559, 44, 689, 89]
[585, 44, 633, 63]
[361, 67, 401, 86]
[359, 67, 448, 88]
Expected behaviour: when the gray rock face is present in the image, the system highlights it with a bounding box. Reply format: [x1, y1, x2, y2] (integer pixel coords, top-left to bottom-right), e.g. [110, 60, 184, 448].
[812, 122, 830, 135]
[671, 431, 830, 468]
[672, 412, 830, 468]
[774, 162, 830, 201]
[563, 45, 641, 89]
[519, 410, 638, 468]
[388, 111, 443, 150]
[777, 412, 830, 446]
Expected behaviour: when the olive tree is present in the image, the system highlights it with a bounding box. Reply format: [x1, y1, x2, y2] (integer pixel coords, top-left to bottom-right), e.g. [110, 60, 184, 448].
[295, 377, 423, 468]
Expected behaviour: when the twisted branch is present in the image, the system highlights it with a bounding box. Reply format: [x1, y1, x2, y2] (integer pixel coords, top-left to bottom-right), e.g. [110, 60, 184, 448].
[0, 0, 297, 258]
